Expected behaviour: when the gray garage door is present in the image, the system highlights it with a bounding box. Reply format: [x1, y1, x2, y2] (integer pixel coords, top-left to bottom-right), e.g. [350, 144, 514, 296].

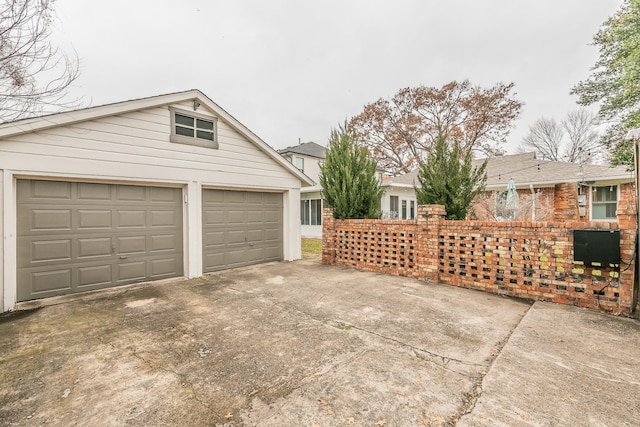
[17, 180, 183, 301]
[202, 189, 282, 273]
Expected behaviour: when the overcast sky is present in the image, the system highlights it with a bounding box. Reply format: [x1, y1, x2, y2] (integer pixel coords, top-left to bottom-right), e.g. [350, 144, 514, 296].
[53, 0, 622, 154]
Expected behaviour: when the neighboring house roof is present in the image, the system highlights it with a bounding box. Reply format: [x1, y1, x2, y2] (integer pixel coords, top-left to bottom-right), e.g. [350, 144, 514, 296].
[477, 152, 632, 189]
[382, 170, 419, 188]
[0, 89, 314, 187]
[383, 152, 633, 190]
[278, 141, 326, 159]
[279, 142, 387, 177]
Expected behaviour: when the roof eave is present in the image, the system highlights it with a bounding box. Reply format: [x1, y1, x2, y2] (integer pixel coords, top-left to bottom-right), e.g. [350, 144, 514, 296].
[382, 182, 415, 188]
[485, 174, 634, 189]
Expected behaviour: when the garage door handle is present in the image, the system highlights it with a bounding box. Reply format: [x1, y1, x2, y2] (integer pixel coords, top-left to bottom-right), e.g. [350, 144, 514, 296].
[119, 256, 128, 260]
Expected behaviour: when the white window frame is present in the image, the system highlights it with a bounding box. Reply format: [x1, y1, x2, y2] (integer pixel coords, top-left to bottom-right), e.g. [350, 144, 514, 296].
[169, 107, 218, 149]
[300, 199, 322, 225]
[590, 185, 618, 221]
[389, 195, 399, 219]
[293, 156, 304, 172]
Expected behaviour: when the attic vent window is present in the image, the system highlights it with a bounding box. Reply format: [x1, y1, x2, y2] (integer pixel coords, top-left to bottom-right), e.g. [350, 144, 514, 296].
[169, 107, 218, 149]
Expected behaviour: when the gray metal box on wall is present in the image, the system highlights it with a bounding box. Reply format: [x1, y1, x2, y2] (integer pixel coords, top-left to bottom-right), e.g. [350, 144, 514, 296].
[573, 229, 621, 265]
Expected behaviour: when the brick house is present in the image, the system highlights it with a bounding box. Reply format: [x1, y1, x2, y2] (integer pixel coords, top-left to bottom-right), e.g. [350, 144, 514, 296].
[385, 152, 635, 223]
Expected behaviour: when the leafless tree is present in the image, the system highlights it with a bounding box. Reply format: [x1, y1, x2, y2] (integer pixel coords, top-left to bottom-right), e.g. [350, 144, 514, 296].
[0, 0, 80, 122]
[519, 109, 601, 163]
[520, 117, 564, 161]
[562, 109, 600, 163]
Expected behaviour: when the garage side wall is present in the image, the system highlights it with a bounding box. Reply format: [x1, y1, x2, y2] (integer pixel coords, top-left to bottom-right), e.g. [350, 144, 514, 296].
[284, 188, 301, 260]
[0, 170, 3, 310]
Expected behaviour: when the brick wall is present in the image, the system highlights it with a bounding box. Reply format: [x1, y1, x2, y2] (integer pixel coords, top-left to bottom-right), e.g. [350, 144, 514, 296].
[321, 209, 421, 278]
[322, 198, 637, 315]
[553, 183, 580, 221]
[470, 183, 631, 223]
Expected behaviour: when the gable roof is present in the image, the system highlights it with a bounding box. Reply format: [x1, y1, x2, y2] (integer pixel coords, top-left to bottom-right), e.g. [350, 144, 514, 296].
[384, 152, 633, 189]
[278, 141, 326, 159]
[0, 89, 314, 187]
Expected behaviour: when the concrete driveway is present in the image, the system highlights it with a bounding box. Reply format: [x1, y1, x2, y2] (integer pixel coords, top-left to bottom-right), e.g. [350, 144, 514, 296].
[1, 257, 639, 426]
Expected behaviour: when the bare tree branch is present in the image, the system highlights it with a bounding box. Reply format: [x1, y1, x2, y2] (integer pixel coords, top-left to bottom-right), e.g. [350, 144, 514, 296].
[350, 80, 523, 175]
[520, 109, 601, 163]
[520, 117, 564, 161]
[562, 109, 600, 163]
[0, 0, 81, 122]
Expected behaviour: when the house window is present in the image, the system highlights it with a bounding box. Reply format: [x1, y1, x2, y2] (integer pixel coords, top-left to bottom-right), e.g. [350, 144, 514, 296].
[294, 157, 304, 172]
[389, 196, 399, 219]
[410, 200, 415, 219]
[401, 200, 407, 219]
[301, 199, 322, 225]
[592, 186, 617, 220]
[169, 107, 218, 148]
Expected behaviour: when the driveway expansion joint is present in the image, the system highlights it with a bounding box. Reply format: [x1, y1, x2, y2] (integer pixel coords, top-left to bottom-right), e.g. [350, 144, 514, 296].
[447, 302, 534, 426]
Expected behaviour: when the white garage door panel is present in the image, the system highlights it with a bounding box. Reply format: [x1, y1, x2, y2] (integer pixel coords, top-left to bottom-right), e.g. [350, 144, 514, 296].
[202, 189, 283, 273]
[17, 180, 184, 301]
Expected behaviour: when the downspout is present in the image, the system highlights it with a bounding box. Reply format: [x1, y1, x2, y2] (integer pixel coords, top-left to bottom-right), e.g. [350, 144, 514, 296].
[634, 136, 639, 314]
[530, 184, 535, 222]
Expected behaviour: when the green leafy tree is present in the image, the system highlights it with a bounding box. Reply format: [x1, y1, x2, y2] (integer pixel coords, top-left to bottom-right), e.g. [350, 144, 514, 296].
[571, 0, 640, 167]
[320, 123, 383, 219]
[415, 136, 487, 220]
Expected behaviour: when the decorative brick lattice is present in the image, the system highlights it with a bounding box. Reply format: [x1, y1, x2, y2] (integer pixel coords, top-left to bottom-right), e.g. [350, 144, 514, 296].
[437, 227, 623, 311]
[334, 225, 417, 276]
[338, 230, 416, 269]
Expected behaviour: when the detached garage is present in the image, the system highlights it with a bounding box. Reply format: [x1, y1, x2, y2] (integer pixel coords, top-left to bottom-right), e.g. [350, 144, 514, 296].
[0, 90, 312, 312]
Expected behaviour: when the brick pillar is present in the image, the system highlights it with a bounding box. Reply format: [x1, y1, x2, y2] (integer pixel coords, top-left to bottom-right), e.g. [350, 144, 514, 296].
[616, 183, 637, 314]
[553, 183, 580, 221]
[322, 208, 336, 265]
[417, 204, 446, 283]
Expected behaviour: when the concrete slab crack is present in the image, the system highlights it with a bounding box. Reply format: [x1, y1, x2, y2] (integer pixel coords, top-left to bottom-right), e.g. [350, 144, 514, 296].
[97, 335, 218, 416]
[261, 293, 486, 377]
[324, 319, 484, 376]
[445, 303, 534, 426]
[130, 347, 216, 412]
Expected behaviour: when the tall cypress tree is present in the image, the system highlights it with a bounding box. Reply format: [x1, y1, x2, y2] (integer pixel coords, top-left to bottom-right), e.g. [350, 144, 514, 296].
[320, 123, 383, 219]
[415, 136, 487, 220]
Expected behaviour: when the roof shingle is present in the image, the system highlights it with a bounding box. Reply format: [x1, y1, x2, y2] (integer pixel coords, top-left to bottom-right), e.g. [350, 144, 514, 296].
[278, 141, 326, 159]
[384, 152, 633, 189]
